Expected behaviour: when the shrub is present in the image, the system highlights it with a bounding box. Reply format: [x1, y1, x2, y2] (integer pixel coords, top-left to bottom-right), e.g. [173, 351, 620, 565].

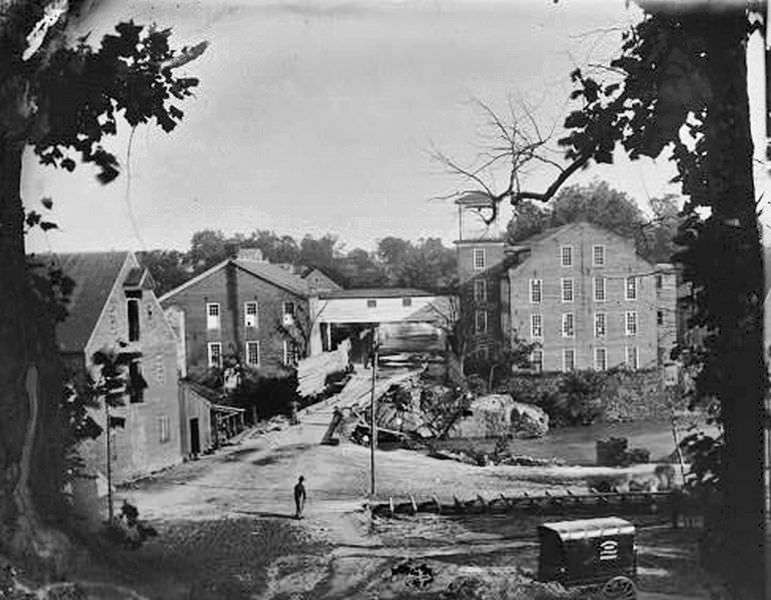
[104, 501, 158, 550]
[229, 370, 299, 423]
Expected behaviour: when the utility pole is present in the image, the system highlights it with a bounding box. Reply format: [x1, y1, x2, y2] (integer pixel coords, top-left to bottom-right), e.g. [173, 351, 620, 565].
[369, 326, 379, 497]
[105, 395, 113, 523]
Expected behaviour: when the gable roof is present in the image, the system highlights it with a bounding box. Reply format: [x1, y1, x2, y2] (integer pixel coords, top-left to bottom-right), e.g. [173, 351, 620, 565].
[52, 252, 130, 353]
[235, 258, 310, 296]
[159, 257, 311, 303]
[507, 221, 657, 272]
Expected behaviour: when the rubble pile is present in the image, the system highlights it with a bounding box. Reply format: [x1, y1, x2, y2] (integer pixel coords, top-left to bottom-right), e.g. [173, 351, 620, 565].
[252, 415, 290, 434]
[428, 446, 565, 468]
[389, 559, 435, 589]
[447, 394, 550, 439]
[334, 379, 556, 458]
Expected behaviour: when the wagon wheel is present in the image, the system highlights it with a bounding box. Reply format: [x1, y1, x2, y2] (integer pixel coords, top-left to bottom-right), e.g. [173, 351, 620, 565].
[601, 576, 636, 600]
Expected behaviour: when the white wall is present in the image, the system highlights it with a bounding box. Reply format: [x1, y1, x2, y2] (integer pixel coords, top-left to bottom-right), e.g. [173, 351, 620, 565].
[315, 295, 447, 324]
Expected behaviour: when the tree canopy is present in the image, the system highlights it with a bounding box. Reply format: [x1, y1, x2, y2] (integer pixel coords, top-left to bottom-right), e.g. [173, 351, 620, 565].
[141, 229, 458, 295]
[507, 180, 681, 263]
[0, 2, 204, 572]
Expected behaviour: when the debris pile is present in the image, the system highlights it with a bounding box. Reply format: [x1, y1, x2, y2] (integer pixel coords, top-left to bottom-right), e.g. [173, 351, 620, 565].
[428, 446, 565, 468]
[390, 559, 434, 589]
[596, 437, 650, 467]
[252, 414, 290, 435]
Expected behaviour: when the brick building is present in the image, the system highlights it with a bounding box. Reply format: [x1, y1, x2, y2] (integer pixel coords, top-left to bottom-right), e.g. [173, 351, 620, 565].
[506, 222, 677, 372]
[453, 193, 508, 363]
[160, 248, 318, 375]
[53, 251, 182, 489]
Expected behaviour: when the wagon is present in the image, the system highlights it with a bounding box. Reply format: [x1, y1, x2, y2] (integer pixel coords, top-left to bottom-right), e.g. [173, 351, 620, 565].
[537, 516, 637, 600]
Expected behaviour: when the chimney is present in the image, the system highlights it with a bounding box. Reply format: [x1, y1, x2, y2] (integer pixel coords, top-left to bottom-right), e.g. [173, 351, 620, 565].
[236, 248, 264, 262]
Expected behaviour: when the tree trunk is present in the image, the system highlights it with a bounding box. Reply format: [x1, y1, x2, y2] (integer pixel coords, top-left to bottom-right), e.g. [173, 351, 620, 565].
[0, 134, 70, 577]
[702, 13, 767, 599]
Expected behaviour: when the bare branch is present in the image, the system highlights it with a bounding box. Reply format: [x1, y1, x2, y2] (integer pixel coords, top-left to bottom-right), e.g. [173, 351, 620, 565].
[513, 154, 590, 205]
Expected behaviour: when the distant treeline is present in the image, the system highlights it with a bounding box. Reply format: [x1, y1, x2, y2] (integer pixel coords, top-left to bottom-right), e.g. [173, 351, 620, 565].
[141, 181, 682, 296]
[139, 231, 458, 296]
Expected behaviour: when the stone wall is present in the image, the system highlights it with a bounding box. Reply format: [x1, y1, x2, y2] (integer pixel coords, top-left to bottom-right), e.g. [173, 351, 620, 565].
[499, 368, 684, 425]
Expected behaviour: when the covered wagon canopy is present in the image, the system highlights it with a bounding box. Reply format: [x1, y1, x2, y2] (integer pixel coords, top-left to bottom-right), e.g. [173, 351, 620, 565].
[538, 517, 635, 541]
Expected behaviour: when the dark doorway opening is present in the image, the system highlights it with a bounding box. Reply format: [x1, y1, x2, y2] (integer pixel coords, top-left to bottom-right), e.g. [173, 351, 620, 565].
[190, 418, 200, 457]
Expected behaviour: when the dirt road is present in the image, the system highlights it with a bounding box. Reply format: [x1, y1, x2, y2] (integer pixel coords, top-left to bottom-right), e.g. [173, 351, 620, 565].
[95, 392, 717, 600]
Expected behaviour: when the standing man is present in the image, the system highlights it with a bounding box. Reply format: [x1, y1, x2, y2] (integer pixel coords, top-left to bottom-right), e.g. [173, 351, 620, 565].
[294, 475, 306, 519]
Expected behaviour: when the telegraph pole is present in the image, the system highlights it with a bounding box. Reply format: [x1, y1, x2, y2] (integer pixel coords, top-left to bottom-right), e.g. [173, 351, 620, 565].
[105, 395, 113, 523]
[369, 326, 379, 496]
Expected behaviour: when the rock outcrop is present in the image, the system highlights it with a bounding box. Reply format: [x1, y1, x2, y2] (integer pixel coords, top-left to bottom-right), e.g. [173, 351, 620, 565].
[447, 394, 549, 439]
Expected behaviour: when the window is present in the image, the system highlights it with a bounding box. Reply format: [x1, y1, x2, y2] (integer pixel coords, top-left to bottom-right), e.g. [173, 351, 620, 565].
[625, 311, 638, 336]
[625, 276, 638, 300]
[561, 278, 574, 302]
[562, 313, 575, 338]
[206, 303, 221, 330]
[561, 245, 573, 267]
[402, 297, 412, 307]
[529, 279, 542, 303]
[244, 301, 258, 328]
[657, 310, 664, 326]
[366, 299, 377, 308]
[474, 279, 487, 303]
[531, 350, 543, 372]
[655, 274, 663, 289]
[127, 299, 140, 342]
[594, 312, 606, 337]
[283, 301, 296, 325]
[593, 277, 606, 302]
[594, 347, 608, 371]
[207, 342, 222, 368]
[283, 340, 301, 366]
[475, 345, 490, 362]
[593, 245, 605, 266]
[530, 314, 543, 338]
[158, 415, 170, 444]
[128, 361, 146, 404]
[562, 348, 576, 372]
[475, 310, 488, 334]
[473, 248, 486, 270]
[625, 346, 639, 370]
[245, 341, 260, 366]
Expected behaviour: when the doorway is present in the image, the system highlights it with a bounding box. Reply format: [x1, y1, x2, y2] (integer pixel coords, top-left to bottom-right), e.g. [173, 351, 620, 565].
[190, 418, 200, 457]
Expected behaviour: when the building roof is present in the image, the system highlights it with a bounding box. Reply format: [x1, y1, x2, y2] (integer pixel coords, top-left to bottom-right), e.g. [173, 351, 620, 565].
[403, 296, 456, 323]
[159, 257, 311, 303]
[234, 258, 310, 296]
[507, 221, 658, 273]
[319, 287, 434, 300]
[52, 252, 130, 353]
[454, 190, 495, 207]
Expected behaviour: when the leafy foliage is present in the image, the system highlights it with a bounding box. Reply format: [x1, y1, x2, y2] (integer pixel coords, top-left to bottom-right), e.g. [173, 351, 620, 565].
[507, 182, 681, 263]
[139, 229, 458, 293]
[29, 22, 200, 183]
[541, 6, 765, 592]
[228, 368, 299, 422]
[679, 430, 723, 491]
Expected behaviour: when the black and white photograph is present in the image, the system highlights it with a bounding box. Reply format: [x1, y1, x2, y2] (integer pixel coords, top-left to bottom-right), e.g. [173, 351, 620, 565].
[0, 0, 770, 598]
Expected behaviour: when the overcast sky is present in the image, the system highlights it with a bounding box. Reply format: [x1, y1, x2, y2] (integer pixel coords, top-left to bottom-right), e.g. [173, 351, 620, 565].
[21, 0, 767, 255]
